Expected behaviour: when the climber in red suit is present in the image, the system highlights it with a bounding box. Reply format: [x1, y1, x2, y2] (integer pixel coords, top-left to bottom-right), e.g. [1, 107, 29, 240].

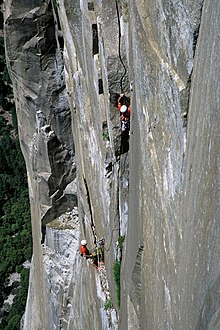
[117, 94, 131, 131]
[80, 239, 93, 259]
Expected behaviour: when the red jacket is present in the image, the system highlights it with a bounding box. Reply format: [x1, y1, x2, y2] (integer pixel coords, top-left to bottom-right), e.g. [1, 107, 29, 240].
[80, 245, 91, 257]
[117, 94, 131, 121]
[118, 103, 131, 121]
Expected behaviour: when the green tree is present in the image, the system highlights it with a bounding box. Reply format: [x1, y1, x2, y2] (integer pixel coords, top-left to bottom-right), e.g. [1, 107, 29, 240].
[113, 260, 121, 308]
[0, 33, 32, 326]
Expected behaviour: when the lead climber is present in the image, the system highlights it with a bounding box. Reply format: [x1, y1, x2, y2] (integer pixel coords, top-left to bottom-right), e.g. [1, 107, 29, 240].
[117, 94, 131, 132]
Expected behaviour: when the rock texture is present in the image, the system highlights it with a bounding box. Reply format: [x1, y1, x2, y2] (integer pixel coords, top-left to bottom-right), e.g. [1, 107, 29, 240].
[121, 1, 220, 329]
[3, 0, 220, 329]
[3, 1, 78, 328]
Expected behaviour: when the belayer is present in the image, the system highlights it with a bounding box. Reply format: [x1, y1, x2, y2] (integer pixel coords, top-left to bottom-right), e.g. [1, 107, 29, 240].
[80, 239, 104, 267]
[117, 94, 131, 132]
[80, 239, 93, 259]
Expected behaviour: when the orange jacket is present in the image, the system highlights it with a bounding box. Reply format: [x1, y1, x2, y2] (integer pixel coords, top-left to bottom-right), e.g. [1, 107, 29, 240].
[80, 245, 91, 257]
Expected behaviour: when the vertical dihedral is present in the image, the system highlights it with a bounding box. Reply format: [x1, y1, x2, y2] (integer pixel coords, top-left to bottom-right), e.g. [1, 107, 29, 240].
[56, 0, 129, 326]
[4, 0, 130, 327]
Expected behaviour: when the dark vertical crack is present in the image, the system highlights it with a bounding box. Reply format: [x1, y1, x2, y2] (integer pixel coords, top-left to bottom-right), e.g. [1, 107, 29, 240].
[92, 24, 99, 55]
[192, 1, 205, 57]
[83, 177, 97, 245]
[180, 1, 205, 127]
[51, 0, 64, 52]
[115, 0, 127, 93]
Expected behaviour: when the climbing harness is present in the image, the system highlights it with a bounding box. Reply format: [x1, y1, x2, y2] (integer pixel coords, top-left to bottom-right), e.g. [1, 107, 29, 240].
[93, 237, 105, 266]
[80, 237, 106, 272]
[115, 0, 127, 93]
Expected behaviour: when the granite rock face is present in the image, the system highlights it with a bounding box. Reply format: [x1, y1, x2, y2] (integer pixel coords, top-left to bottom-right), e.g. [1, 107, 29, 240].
[3, 0, 220, 329]
[122, 1, 220, 329]
[3, 1, 79, 328]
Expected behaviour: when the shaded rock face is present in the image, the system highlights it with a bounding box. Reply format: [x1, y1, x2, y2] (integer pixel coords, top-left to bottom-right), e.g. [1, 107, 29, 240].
[4, 0, 76, 225]
[3, 0, 220, 330]
[4, 1, 78, 328]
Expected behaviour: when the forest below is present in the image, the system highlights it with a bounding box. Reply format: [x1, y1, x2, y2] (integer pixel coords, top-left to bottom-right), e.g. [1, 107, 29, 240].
[0, 8, 32, 330]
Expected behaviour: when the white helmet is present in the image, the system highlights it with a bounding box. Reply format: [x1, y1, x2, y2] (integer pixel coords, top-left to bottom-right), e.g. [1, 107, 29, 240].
[81, 239, 87, 245]
[120, 105, 127, 113]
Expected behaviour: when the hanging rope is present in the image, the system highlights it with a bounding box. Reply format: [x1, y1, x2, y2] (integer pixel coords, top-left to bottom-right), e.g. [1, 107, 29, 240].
[115, 0, 127, 93]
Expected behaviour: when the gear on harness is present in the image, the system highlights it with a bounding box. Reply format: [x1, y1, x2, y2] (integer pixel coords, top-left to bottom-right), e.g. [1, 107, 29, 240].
[91, 237, 105, 266]
[117, 94, 131, 133]
[79, 237, 105, 269]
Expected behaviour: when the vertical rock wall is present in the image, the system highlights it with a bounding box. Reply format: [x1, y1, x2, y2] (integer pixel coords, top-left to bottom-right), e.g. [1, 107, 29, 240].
[4, 0, 128, 328]
[3, 0, 220, 329]
[121, 0, 220, 329]
[3, 1, 79, 328]
[56, 0, 129, 326]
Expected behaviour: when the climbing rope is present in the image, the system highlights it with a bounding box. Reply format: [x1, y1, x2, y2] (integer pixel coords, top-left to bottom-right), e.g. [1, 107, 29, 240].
[115, 0, 127, 93]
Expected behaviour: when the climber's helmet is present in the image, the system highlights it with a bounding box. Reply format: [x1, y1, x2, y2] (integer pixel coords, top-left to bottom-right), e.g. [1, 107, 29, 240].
[81, 239, 87, 246]
[120, 105, 127, 113]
